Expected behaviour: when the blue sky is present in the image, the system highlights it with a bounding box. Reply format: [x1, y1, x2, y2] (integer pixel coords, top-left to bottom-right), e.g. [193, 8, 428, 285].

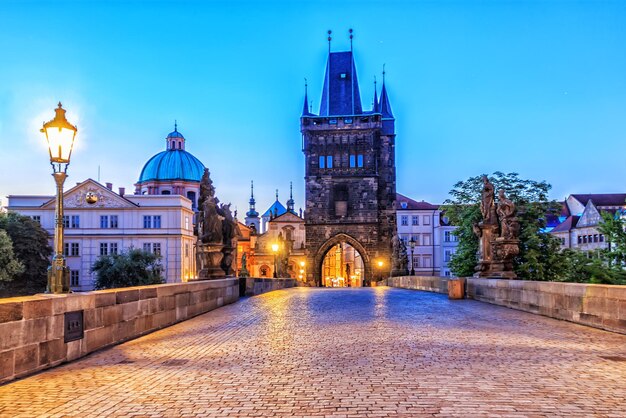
[1, 1, 625, 215]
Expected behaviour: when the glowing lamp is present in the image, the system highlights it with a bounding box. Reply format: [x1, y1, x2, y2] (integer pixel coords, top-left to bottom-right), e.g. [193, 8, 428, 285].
[41, 102, 77, 166]
[271, 243, 279, 253]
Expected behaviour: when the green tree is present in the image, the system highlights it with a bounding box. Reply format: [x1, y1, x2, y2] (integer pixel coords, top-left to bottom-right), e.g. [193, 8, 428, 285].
[0, 230, 25, 282]
[0, 212, 52, 294]
[559, 249, 626, 285]
[92, 248, 163, 289]
[442, 172, 566, 280]
[598, 211, 626, 268]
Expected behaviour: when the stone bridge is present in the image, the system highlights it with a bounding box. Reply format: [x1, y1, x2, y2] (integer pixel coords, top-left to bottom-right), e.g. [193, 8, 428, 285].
[1, 286, 625, 417]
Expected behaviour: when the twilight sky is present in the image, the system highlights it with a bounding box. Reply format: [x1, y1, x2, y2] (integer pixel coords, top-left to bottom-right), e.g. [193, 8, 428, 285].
[1, 1, 625, 215]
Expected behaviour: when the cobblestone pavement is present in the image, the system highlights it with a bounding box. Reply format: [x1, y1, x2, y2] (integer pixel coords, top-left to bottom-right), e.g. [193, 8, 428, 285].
[1, 287, 625, 417]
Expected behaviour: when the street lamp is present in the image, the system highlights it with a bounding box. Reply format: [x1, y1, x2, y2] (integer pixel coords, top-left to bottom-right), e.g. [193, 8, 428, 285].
[409, 237, 416, 276]
[41, 102, 77, 294]
[271, 243, 279, 278]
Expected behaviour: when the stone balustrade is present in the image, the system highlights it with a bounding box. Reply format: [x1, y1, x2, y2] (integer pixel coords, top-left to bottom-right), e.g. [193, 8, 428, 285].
[387, 275, 626, 335]
[0, 278, 239, 384]
[244, 277, 297, 296]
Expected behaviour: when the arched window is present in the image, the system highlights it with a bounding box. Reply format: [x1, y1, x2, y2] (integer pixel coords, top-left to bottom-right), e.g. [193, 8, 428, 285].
[260, 265, 269, 277]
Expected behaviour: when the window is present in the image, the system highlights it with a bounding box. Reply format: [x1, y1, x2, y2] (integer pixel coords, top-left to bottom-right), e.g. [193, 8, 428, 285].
[185, 217, 190, 230]
[600, 234, 605, 242]
[412, 234, 419, 245]
[110, 243, 118, 255]
[185, 244, 190, 257]
[583, 235, 588, 244]
[400, 202, 408, 209]
[401, 235, 408, 246]
[63, 216, 70, 228]
[62, 243, 80, 257]
[444, 250, 452, 263]
[153, 243, 161, 256]
[143, 243, 151, 252]
[444, 231, 452, 242]
[63, 243, 69, 256]
[110, 215, 118, 228]
[340, 73, 347, 79]
[66, 215, 80, 228]
[412, 216, 419, 226]
[319, 156, 325, 169]
[401, 215, 408, 226]
[344, 118, 352, 124]
[357, 154, 363, 167]
[326, 155, 333, 168]
[423, 256, 432, 268]
[423, 216, 430, 226]
[70, 270, 79, 287]
[594, 234, 599, 243]
[143, 216, 161, 229]
[100, 243, 108, 256]
[100, 215, 109, 228]
[578, 236, 582, 244]
[349, 155, 356, 168]
[423, 234, 432, 246]
[444, 270, 451, 277]
[31, 216, 41, 224]
[412, 256, 419, 268]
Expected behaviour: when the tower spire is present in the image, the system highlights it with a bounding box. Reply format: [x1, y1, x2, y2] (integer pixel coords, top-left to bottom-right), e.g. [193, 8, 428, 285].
[174, 120, 177, 132]
[245, 180, 259, 229]
[349, 28, 353, 52]
[302, 78, 311, 116]
[373, 76, 379, 113]
[327, 30, 332, 54]
[380, 64, 394, 119]
[287, 181, 295, 213]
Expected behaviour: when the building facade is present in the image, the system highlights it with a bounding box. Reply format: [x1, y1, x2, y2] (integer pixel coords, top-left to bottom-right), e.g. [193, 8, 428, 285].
[301, 45, 397, 286]
[395, 193, 459, 277]
[8, 179, 196, 291]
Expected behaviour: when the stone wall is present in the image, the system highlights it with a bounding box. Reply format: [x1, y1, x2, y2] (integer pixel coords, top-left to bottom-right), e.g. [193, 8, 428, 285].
[466, 278, 626, 335]
[386, 276, 449, 294]
[245, 278, 296, 296]
[0, 278, 239, 384]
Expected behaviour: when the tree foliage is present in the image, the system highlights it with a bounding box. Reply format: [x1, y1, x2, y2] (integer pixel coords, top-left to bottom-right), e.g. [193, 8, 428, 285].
[92, 248, 163, 289]
[0, 212, 51, 294]
[442, 172, 565, 280]
[0, 230, 24, 282]
[598, 211, 626, 268]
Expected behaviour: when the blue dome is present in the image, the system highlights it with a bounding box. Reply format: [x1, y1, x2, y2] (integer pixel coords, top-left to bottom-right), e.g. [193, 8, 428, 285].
[138, 150, 205, 183]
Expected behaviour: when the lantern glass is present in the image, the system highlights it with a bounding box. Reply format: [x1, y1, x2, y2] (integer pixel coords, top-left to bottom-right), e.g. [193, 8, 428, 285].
[271, 243, 279, 253]
[42, 103, 77, 165]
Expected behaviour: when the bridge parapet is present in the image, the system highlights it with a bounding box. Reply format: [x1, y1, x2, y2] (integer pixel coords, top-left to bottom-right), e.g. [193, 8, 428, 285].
[0, 278, 239, 385]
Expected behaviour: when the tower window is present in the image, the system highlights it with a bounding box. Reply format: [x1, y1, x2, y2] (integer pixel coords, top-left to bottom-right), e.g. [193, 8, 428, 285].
[319, 156, 325, 169]
[340, 73, 347, 79]
[349, 155, 356, 168]
[327, 156, 333, 168]
[357, 154, 364, 167]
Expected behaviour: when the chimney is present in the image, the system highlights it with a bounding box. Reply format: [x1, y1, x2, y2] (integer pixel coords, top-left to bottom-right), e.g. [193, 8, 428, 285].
[106, 182, 113, 190]
[118, 187, 125, 196]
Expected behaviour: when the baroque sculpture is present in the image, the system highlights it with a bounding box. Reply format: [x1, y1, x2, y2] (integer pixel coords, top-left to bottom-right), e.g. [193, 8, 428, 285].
[391, 233, 409, 277]
[195, 169, 240, 279]
[474, 177, 520, 279]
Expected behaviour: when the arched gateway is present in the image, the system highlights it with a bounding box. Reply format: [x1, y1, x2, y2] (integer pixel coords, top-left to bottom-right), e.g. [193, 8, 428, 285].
[314, 234, 371, 287]
[300, 42, 398, 287]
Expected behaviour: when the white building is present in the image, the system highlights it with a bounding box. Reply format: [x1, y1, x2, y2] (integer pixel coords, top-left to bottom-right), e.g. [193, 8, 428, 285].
[396, 193, 458, 277]
[7, 179, 196, 291]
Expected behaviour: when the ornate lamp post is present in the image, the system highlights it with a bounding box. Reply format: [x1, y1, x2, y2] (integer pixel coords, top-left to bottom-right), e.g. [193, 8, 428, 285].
[41, 103, 77, 294]
[271, 243, 279, 278]
[409, 238, 416, 276]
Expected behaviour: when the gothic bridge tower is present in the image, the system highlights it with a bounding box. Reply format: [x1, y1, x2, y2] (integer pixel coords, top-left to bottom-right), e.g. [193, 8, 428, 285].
[301, 33, 397, 286]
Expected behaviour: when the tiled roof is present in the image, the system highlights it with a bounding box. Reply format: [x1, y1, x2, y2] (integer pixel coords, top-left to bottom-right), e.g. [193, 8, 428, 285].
[396, 193, 439, 210]
[571, 194, 626, 207]
[319, 51, 363, 116]
[551, 215, 580, 233]
[262, 200, 287, 218]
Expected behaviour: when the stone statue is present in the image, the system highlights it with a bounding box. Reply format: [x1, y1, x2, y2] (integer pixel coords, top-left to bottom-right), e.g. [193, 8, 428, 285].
[201, 199, 223, 244]
[391, 234, 408, 276]
[496, 190, 520, 240]
[480, 175, 498, 226]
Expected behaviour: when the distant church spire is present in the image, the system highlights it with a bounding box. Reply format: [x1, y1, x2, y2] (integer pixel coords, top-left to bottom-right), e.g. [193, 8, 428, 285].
[276, 189, 279, 201]
[287, 181, 295, 213]
[246, 180, 258, 218]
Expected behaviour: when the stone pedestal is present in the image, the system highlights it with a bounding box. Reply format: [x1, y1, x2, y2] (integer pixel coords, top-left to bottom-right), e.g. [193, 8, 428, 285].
[221, 246, 235, 277]
[196, 243, 225, 279]
[474, 223, 499, 277]
[488, 238, 519, 279]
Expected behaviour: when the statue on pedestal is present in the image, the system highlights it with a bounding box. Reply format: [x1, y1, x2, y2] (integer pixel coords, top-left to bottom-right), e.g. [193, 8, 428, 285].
[474, 178, 520, 279]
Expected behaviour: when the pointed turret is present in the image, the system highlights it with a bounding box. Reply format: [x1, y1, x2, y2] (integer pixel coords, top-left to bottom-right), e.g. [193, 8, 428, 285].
[372, 77, 379, 113]
[302, 80, 313, 116]
[380, 78, 394, 119]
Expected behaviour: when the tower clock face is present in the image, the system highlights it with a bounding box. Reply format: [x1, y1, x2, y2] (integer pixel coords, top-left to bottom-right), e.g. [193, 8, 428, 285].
[85, 192, 98, 205]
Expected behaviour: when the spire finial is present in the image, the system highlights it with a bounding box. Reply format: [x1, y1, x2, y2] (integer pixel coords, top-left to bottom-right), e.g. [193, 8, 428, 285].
[174, 120, 178, 132]
[290, 181, 293, 199]
[327, 30, 332, 53]
[349, 28, 353, 52]
[382, 64, 386, 83]
[250, 180, 254, 199]
[276, 189, 279, 201]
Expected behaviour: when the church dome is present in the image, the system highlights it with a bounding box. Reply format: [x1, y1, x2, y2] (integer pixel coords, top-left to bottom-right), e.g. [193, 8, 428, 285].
[138, 149, 205, 183]
[167, 130, 185, 139]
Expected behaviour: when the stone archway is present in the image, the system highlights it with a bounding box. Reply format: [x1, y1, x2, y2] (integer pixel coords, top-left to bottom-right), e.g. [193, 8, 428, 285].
[313, 233, 371, 287]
